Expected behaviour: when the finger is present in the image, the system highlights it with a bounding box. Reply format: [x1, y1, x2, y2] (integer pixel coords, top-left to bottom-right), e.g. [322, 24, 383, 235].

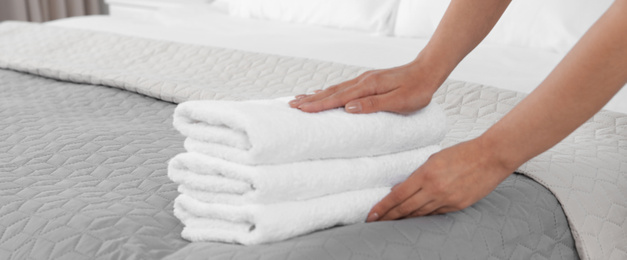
[378, 192, 434, 221]
[365, 182, 403, 222]
[295, 94, 309, 100]
[296, 76, 374, 113]
[344, 91, 396, 114]
[288, 94, 313, 107]
[427, 206, 458, 216]
[289, 78, 359, 108]
[296, 90, 323, 99]
[291, 90, 321, 103]
[289, 87, 338, 108]
[299, 81, 380, 113]
[366, 175, 423, 222]
[345, 89, 421, 114]
[407, 201, 442, 218]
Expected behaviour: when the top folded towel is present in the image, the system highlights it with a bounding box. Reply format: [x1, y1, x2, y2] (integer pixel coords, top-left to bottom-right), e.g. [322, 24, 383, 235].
[173, 97, 447, 165]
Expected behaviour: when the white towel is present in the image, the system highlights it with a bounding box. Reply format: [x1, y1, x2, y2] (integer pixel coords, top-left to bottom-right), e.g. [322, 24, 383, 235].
[174, 188, 390, 245]
[173, 97, 446, 165]
[168, 145, 440, 205]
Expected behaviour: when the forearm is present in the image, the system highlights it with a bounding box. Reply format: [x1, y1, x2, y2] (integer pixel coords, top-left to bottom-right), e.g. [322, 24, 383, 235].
[291, 0, 512, 113]
[481, 0, 627, 170]
[410, 0, 512, 88]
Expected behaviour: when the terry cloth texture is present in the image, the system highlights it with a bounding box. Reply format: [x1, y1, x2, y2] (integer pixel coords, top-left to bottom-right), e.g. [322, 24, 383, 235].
[173, 98, 447, 164]
[170, 97, 446, 244]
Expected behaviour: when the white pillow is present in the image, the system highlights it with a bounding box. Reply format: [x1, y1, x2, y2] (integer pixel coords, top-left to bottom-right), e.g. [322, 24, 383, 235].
[393, 1, 448, 40]
[213, 0, 400, 35]
[394, 0, 614, 54]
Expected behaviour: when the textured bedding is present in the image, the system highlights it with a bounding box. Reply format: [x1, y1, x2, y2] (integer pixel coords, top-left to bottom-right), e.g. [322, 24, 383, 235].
[0, 69, 576, 260]
[0, 21, 625, 259]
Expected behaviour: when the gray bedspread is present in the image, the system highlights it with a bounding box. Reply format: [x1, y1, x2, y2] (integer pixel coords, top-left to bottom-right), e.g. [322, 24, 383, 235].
[1, 21, 625, 259]
[0, 69, 576, 260]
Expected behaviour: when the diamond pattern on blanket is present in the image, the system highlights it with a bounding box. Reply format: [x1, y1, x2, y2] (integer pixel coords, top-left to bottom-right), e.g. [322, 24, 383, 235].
[163, 174, 578, 260]
[0, 70, 187, 259]
[1, 21, 625, 259]
[0, 69, 578, 259]
[433, 81, 627, 260]
[0, 21, 369, 103]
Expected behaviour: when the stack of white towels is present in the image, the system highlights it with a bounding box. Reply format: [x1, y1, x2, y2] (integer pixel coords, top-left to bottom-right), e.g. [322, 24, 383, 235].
[168, 97, 447, 245]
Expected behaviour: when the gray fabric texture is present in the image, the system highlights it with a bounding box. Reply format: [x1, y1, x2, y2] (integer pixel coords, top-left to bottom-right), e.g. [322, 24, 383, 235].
[1, 21, 625, 259]
[0, 69, 577, 259]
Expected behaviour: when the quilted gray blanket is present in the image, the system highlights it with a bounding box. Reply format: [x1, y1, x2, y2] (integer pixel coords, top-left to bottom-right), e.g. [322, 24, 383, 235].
[0, 21, 625, 259]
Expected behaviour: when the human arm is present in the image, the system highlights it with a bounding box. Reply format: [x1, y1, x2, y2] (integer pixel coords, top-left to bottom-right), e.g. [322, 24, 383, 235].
[367, 0, 627, 221]
[289, 0, 512, 114]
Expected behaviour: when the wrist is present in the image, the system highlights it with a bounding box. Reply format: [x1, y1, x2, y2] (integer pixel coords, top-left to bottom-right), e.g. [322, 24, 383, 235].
[475, 132, 525, 174]
[406, 52, 452, 95]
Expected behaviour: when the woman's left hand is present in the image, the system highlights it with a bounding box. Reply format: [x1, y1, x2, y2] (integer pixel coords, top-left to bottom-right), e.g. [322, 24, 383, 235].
[288, 62, 442, 115]
[366, 137, 516, 221]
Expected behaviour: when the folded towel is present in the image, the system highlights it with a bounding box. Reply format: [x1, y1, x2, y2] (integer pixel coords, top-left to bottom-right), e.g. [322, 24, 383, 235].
[168, 145, 439, 205]
[174, 188, 390, 245]
[173, 97, 446, 164]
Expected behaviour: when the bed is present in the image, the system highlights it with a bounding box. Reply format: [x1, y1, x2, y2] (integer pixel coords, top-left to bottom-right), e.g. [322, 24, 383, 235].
[0, 0, 625, 259]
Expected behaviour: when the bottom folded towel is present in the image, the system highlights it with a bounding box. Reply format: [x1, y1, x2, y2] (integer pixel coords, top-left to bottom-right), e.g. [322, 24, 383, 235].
[174, 187, 390, 245]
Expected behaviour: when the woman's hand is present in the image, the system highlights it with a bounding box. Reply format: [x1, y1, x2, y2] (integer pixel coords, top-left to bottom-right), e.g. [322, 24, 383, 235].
[288, 62, 445, 114]
[366, 137, 516, 221]
[365, 0, 627, 220]
[288, 0, 514, 115]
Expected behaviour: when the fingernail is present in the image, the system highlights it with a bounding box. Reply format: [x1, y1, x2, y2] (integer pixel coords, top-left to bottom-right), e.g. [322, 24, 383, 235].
[366, 212, 379, 222]
[297, 103, 309, 110]
[295, 94, 307, 99]
[345, 102, 362, 113]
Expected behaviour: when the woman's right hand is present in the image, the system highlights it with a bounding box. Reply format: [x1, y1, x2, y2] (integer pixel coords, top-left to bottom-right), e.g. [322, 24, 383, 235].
[288, 61, 445, 115]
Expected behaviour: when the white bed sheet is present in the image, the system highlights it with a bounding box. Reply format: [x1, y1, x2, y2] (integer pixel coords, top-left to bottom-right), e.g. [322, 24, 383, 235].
[47, 10, 627, 114]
